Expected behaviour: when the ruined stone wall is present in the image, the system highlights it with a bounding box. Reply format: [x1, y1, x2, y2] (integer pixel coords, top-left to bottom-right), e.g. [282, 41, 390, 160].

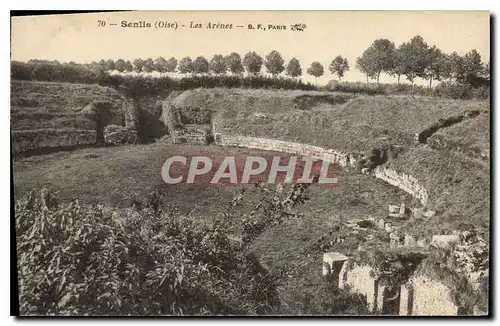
[408, 275, 457, 315]
[215, 133, 354, 167]
[12, 129, 97, 153]
[343, 264, 378, 312]
[215, 133, 430, 206]
[372, 166, 429, 206]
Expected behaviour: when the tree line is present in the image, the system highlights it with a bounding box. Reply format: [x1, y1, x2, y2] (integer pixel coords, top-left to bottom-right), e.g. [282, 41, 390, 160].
[11, 35, 489, 90]
[355, 35, 489, 87]
[89, 51, 350, 86]
[85, 35, 490, 87]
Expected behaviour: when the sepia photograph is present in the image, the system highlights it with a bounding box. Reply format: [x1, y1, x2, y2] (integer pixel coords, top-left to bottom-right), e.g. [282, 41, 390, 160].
[10, 10, 491, 316]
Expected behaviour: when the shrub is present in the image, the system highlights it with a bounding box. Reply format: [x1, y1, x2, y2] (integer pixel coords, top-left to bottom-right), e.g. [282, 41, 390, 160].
[15, 190, 280, 316]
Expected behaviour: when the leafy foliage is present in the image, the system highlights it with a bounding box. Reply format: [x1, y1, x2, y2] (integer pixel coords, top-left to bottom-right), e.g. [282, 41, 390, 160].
[243, 51, 263, 75]
[15, 190, 281, 316]
[356, 39, 395, 83]
[307, 62, 324, 85]
[264, 50, 285, 77]
[209, 55, 227, 75]
[178, 57, 194, 74]
[193, 56, 209, 74]
[285, 57, 302, 78]
[225, 52, 244, 75]
[329, 56, 350, 81]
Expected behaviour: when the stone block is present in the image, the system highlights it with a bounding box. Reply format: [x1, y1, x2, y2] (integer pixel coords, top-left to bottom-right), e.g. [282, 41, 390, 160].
[422, 210, 436, 218]
[416, 239, 428, 248]
[404, 234, 417, 247]
[388, 205, 400, 214]
[104, 125, 138, 145]
[431, 235, 461, 249]
[399, 203, 406, 215]
[377, 219, 386, 230]
[388, 213, 404, 219]
[323, 252, 349, 287]
[411, 207, 424, 219]
[385, 222, 393, 233]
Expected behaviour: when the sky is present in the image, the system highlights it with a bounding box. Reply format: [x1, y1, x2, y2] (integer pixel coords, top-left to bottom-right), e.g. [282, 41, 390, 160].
[11, 11, 490, 85]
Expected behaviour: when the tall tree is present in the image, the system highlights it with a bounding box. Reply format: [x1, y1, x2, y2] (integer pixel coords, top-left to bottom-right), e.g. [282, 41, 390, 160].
[307, 61, 324, 86]
[132, 58, 144, 74]
[178, 57, 194, 74]
[124, 60, 133, 73]
[209, 54, 227, 74]
[285, 57, 302, 78]
[390, 44, 406, 85]
[357, 39, 395, 84]
[154, 57, 168, 76]
[356, 56, 376, 83]
[98, 59, 107, 71]
[193, 56, 209, 74]
[264, 50, 285, 77]
[143, 58, 155, 75]
[165, 57, 178, 76]
[243, 51, 263, 76]
[438, 53, 454, 83]
[105, 59, 116, 71]
[329, 56, 350, 81]
[463, 49, 484, 79]
[226, 52, 244, 75]
[424, 46, 445, 87]
[483, 61, 490, 80]
[399, 35, 430, 85]
[448, 51, 466, 83]
[115, 59, 127, 73]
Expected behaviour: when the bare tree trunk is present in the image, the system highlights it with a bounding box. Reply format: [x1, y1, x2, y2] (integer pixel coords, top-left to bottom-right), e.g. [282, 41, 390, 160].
[429, 76, 433, 88]
[397, 75, 400, 85]
[377, 72, 380, 84]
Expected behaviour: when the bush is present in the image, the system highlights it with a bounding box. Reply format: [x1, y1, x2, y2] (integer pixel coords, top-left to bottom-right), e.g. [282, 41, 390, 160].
[11, 61, 102, 84]
[15, 190, 280, 315]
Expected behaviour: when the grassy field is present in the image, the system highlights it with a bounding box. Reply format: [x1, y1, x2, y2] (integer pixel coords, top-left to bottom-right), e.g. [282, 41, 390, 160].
[13, 141, 409, 313]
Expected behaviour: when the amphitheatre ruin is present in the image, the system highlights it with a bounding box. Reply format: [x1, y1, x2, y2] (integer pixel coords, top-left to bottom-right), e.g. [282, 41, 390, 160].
[12, 79, 490, 316]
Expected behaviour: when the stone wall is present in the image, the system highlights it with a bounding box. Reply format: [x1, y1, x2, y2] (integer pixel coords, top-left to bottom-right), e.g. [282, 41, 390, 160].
[372, 166, 429, 206]
[215, 133, 430, 207]
[12, 129, 97, 153]
[215, 133, 355, 168]
[407, 275, 458, 316]
[171, 129, 208, 144]
[342, 263, 460, 316]
[343, 264, 378, 312]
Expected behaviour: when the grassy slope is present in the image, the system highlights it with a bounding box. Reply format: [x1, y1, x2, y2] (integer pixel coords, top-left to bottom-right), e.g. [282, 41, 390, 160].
[11, 80, 126, 131]
[170, 88, 487, 153]
[428, 109, 490, 160]
[168, 89, 490, 233]
[386, 146, 490, 236]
